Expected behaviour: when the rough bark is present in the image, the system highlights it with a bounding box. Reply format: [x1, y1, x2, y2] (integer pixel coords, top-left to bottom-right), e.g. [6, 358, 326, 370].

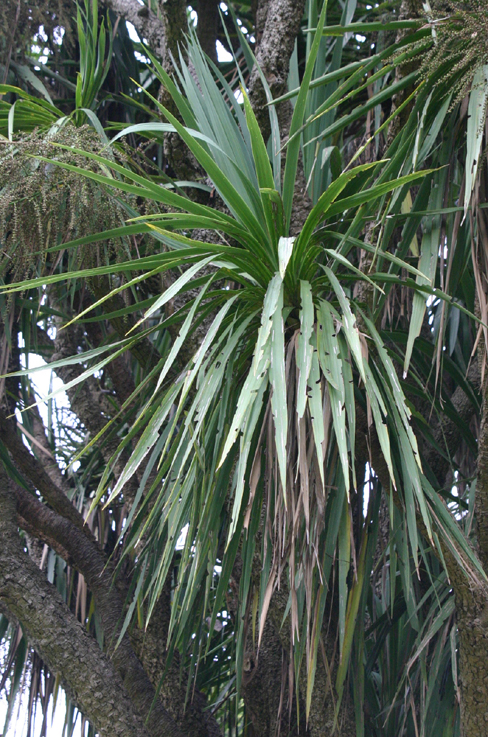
[252, 0, 270, 46]
[249, 0, 306, 131]
[239, 598, 356, 736]
[230, 542, 356, 737]
[241, 621, 295, 737]
[0, 407, 91, 537]
[247, 0, 311, 239]
[102, 0, 166, 58]
[6, 438, 222, 737]
[448, 563, 488, 735]
[0, 463, 152, 737]
[131, 602, 223, 737]
[10, 481, 183, 734]
[0, 302, 219, 737]
[158, 0, 188, 71]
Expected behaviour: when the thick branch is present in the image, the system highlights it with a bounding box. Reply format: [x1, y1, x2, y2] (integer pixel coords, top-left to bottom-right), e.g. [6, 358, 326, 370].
[247, 0, 311, 236]
[17, 511, 71, 563]
[196, 0, 219, 63]
[131, 602, 223, 737]
[102, 0, 166, 58]
[30, 319, 221, 737]
[248, 0, 306, 138]
[158, 0, 187, 71]
[0, 408, 90, 537]
[25, 390, 81, 498]
[11, 480, 184, 737]
[0, 465, 150, 737]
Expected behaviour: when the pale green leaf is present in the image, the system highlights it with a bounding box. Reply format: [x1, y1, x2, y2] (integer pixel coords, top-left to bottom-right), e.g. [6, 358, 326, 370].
[278, 236, 295, 279]
[269, 281, 287, 496]
[296, 280, 314, 419]
[465, 64, 488, 217]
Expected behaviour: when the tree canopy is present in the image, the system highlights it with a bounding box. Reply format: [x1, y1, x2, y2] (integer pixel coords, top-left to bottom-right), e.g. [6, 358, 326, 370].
[1, 1, 488, 736]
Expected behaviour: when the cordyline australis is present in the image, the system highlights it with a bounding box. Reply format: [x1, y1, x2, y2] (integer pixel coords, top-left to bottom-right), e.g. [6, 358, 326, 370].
[1, 1, 488, 735]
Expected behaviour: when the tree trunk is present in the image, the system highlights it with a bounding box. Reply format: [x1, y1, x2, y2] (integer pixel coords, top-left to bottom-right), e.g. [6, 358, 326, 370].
[454, 578, 488, 735]
[0, 464, 154, 737]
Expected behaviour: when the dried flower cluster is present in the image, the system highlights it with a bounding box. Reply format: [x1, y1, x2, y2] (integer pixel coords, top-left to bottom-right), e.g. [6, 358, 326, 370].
[419, 0, 488, 105]
[0, 125, 137, 284]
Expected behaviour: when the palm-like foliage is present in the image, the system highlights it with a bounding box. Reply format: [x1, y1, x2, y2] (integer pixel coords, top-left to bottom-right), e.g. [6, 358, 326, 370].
[1, 1, 488, 735]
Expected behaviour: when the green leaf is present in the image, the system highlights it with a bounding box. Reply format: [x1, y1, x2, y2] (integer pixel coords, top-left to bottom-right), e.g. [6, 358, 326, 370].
[317, 301, 349, 493]
[297, 162, 380, 264]
[241, 89, 275, 192]
[282, 0, 328, 231]
[131, 255, 215, 331]
[325, 169, 436, 220]
[403, 182, 442, 376]
[338, 495, 351, 654]
[325, 268, 365, 382]
[253, 273, 283, 373]
[228, 380, 266, 542]
[219, 340, 270, 469]
[320, 20, 421, 35]
[145, 100, 273, 261]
